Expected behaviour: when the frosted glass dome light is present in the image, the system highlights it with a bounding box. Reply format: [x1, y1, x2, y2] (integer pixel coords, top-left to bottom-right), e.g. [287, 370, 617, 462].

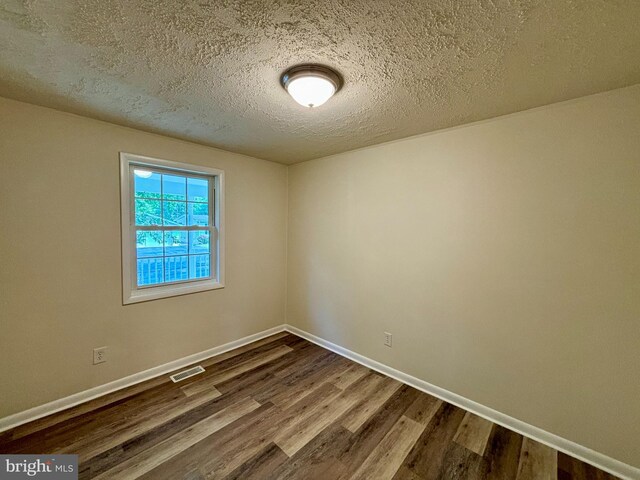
[281, 65, 342, 108]
[287, 76, 335, 108]
[134, 169, 153, 178]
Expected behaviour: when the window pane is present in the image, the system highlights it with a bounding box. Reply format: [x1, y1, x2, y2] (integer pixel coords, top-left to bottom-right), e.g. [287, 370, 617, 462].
[163, 174, 186, 201]
[189, 231, 210, 255]
[189, 254, 210, 279]
[187, 177, 209, 202]
[136, 231, 163, 258]
[163, 201, 186, 226]
[137, 257, 164, 286]
[135, 199, 162, 225]
[134, 170, 161, 198]
[188, 202, 209, 226]
[164, 256, 189, 282]
[164, 230, 188, 256]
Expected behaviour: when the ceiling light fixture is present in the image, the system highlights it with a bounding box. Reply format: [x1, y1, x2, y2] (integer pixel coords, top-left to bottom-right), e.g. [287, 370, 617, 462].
[134, 169, 153, 178]
[281, 64, 343, 108]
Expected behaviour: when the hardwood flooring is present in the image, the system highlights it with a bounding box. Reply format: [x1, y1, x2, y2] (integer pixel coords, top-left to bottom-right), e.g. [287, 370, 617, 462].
[0, 333, 620, 479]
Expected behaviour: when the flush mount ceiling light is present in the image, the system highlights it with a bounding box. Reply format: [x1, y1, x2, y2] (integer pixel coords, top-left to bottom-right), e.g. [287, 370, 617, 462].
[134, 169, 153, 178]
[281, 64, 343, 108]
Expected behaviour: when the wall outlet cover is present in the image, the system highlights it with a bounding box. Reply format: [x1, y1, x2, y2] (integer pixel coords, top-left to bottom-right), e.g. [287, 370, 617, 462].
[93, 347, 108, 365]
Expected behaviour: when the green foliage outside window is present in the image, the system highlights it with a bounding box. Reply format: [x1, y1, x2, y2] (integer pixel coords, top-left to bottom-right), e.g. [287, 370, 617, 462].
[136, 193, 209, 246]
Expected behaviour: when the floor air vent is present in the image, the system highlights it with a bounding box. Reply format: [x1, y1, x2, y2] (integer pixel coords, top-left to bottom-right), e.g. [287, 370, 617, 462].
[170, 365, 205, 383]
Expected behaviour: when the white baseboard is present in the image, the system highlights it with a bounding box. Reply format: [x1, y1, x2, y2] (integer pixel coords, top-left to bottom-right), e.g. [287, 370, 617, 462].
[2, 323, 637, 479]
[0, 325, 286, 434]
[283, 324, 639, 480]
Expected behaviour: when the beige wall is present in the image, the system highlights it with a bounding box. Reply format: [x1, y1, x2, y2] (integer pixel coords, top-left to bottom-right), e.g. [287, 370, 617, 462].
[1, 85, 639, 467]
[0, 97, 287, 417]
[287, 85, 640, 467]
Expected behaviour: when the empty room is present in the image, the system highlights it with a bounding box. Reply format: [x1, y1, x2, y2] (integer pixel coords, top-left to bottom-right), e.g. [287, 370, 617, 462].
[0, 1, 638, 479]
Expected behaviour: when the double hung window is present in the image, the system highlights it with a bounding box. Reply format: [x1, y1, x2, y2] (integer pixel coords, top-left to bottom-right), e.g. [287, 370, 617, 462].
[120, 153, 224, 304]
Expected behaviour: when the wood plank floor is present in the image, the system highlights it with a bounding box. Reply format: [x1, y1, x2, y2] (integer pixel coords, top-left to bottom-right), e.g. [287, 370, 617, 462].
[0, 333, 620, 480]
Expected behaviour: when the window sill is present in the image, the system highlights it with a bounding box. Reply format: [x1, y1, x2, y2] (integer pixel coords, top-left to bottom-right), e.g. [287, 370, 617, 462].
[123, 279, 224, 305]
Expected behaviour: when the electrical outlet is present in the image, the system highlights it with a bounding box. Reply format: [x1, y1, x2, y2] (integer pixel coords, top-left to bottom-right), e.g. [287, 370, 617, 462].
[93, 346, 108, 365]
[384, 332, 392, 347]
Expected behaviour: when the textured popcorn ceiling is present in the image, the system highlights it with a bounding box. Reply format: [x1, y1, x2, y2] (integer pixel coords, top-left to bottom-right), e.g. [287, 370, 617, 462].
[1, 1, 639, 164]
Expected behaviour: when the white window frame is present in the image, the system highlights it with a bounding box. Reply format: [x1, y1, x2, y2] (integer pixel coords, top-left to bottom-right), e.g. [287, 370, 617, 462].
[120, 152, 225, 304]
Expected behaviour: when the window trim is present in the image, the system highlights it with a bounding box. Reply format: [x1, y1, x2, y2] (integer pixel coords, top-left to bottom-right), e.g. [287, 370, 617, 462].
[120, 152, 225, 304]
